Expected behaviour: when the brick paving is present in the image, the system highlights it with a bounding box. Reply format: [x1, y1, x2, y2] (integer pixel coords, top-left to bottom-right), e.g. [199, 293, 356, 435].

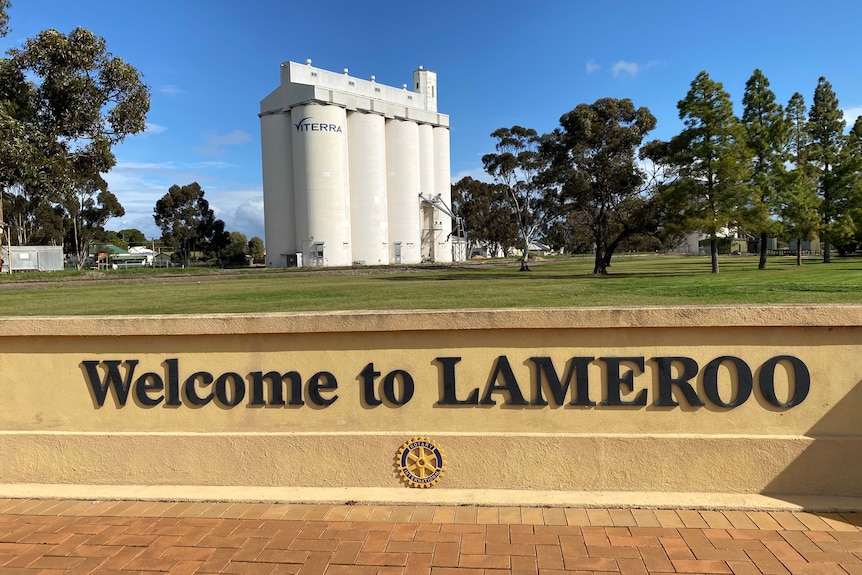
[1, 499, 861, 574]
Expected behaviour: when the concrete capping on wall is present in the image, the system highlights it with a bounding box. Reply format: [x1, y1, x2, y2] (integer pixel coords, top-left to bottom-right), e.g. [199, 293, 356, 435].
[1, 304, 861, 337]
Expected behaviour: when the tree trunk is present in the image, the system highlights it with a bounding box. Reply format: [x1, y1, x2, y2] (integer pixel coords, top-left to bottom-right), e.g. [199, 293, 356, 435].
[796, 238, 802, 266]
[710, 237, 719, 274]
[758, 231, 767, 269]
[823, 238, 831, 263]
[592, 250, 607, 275]
[73, 217, 84, 271]
[519, 235, 530, 271]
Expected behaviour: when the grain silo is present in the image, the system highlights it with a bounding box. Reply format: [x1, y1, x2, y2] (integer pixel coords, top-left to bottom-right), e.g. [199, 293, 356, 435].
[259, 60, 460, 267]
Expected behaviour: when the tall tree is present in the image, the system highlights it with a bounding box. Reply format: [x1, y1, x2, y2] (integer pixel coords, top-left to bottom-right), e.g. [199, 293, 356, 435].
[248, 236, 265, 264]
[451, 176, 518, 258]
[226, 231, 249, 266]
[0, 58, 57, 242]
[0, 0, 9, 37]
[118, 228, 148, 245]
[63, 169, 125, 270]
[207, 218, 231, 267]
[779, 92, 819, 265]
[741, 69, 787, 269]
[779, 169, 821, 265]
[0, 25, 149, 248]
[834, 116, 862, 252]
[544, 98, 658, 275]
[807, 77, 848, 262]
[482, 126, 559, 271]
[154, 182, 227, 266]
[646, 71, 749, 273]
[786, 92, 811, 166]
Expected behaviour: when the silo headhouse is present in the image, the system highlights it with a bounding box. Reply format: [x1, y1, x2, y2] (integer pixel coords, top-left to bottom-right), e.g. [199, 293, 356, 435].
[260, 60, 459, 267]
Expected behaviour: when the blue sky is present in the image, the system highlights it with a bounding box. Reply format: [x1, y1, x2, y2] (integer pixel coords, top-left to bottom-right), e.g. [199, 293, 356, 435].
[3, 0, 861, 242]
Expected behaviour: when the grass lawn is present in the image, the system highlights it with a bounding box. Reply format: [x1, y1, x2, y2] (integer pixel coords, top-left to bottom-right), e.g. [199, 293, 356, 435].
[0, 254, 860, 316]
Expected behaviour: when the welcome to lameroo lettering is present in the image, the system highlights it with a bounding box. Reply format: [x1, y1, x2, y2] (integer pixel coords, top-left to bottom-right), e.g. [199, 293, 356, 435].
[81, 354, 810, 410]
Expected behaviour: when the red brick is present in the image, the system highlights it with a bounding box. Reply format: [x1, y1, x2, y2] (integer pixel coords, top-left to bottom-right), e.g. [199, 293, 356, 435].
[563, 556, 619, 571]
[782, 560, 853, 575]
[431, 541, 459, 567]
[511, 554, 538, 575]
[405, 552, 432, 574]
[458, 553, 510, 569]
[354, 551, 408, 566]
[672, 558, 733, 573]
[536, 543, 564, 570]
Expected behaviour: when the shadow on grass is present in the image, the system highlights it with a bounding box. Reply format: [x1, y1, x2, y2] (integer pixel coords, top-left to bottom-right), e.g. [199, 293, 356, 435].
[377, 267, 706, 282]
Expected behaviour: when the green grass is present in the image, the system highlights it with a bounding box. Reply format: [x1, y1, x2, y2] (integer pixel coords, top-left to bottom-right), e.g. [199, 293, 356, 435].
[0, 254, 861, 316]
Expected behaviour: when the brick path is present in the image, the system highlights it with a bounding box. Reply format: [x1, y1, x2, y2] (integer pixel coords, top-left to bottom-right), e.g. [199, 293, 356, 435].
[1, 499, 861, 574]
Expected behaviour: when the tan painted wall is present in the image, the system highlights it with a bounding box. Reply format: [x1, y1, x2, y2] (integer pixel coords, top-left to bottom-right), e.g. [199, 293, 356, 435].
[2, 306, 861, 507]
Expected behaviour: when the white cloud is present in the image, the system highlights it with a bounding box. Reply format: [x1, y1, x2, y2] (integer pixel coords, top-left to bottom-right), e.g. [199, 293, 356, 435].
[158, 85, 184, 96]
[145, 123, 167, 134]
[843, 105, 862, 128]
[188, 160, 236, 170]
[605, 60, 661, 79]
[451, 167, 491, 184]
[103, 161, 263, 240]
[612, 60, 640, 78]
[112, 161, 177, 172]
[586, 60, 600, 74]
[231, 199, 265, 239]
[197, 129, 253, 155]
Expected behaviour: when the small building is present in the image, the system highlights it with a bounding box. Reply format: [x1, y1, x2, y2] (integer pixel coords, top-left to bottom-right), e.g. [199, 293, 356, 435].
[153, 253, 173, 267]
[88, 245, 147, 269]
[698, 237, 749, 255]
[1, 245, 64, 272]
[669, 232, 705, 255]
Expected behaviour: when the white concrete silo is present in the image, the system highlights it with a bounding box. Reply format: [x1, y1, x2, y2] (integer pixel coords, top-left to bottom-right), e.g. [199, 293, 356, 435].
[385, 118, 422, 264]
[260, 110, 296, 267]
[260, 62, 453, 267]
[418, 123, 436, 261]
[291, 103, 352, 267]
[433, 125, 453, 262]
[348, 111, 388, 265]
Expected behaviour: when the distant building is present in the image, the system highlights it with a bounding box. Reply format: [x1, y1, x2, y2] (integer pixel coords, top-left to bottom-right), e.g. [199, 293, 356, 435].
[1, 245, 63, 272]
[259, 60, 462, 267]
[89, 245, 147, 269]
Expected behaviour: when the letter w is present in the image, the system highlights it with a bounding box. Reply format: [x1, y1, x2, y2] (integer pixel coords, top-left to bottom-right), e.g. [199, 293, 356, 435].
[82, 360, 139, 407]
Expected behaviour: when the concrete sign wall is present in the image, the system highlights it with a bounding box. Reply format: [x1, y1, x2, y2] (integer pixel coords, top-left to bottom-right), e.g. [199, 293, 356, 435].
[1, 306, 860, 508]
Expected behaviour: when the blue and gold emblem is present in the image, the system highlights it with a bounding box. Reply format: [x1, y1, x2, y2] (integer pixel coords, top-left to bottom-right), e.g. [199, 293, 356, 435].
[397, 437, 446, 488]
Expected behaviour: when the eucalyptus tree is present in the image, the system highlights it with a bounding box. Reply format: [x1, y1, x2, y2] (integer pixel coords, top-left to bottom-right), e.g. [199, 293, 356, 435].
[64, 169, 125, 270]
[451, 176, 518, 258]
[741, 69, 787, 269]
[0, 0, 9, 37]
[0, 25, 149, 247]
[544, 98, 659, 275]
[248, 236, 265, 264]
[482, 126, 559, 271]
[807, 77, 849, 262]
[118, 228, 148, 245]
[154, 182, 229, 266]
[226, 231, 249, 266]
[645, 71, 749, 273]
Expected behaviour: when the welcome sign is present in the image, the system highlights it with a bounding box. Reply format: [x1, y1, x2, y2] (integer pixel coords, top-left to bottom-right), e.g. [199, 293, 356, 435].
[81, 354, 810, 410]
[1, 306, 860, 506]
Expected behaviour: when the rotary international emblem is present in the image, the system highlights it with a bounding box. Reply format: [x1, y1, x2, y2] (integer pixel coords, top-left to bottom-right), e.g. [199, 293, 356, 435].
[396, 437, 446, 488]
